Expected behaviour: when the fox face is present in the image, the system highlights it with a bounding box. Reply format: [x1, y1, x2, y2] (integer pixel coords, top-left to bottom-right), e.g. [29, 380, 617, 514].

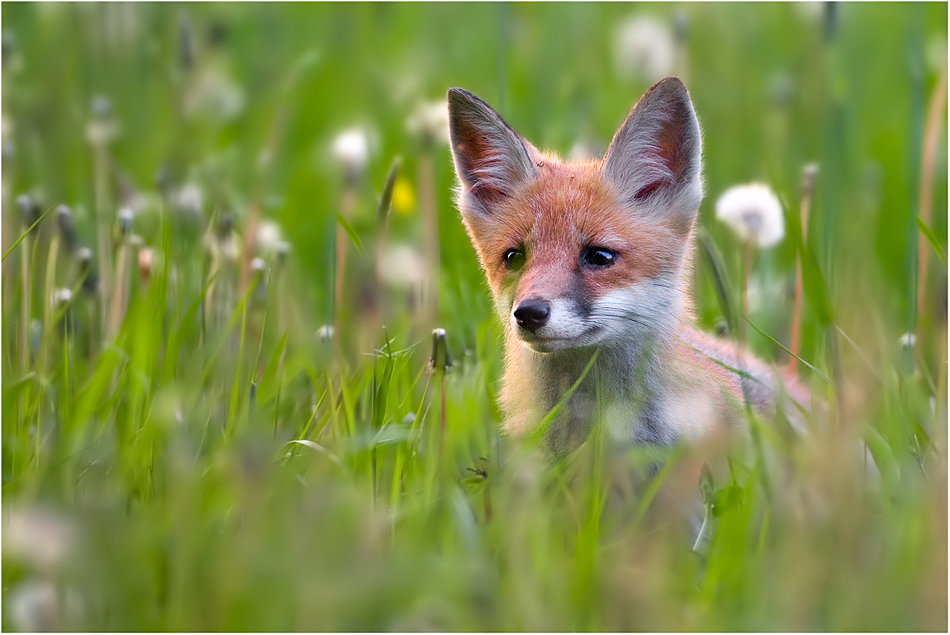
[447, 78, 703, 355]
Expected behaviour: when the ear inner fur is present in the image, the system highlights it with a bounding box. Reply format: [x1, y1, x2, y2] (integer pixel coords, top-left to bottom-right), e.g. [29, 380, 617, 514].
[601, 77, 703, 235]
[446, 88, 539, 216]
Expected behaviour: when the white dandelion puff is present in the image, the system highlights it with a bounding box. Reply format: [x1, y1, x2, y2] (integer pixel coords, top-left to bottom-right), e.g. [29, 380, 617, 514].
[795, 2, 824, 21]
[8, 580, 59, 632]
[316, 324, 334, 342]
[51, 288, 72, 306]
[613, 15, 676, 82]
[86, 95, 119, 145]
[8, 579, 83, 632]
[118, 207, 134, 236]
[255, 220, 283, 256]
[184, 65, 245, 122]
[332, 127, 371, 175]
[898, 333, 916, 349]
[4, 505, 76, 572]
[379, 243, 426, 289]
[406, 100, 449, 145]
[715, 183, 785, 248]
[173, 183, 204, 218]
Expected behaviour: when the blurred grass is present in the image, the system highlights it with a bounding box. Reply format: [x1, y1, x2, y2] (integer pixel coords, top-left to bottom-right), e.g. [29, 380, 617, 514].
[1, 3, 947, 631]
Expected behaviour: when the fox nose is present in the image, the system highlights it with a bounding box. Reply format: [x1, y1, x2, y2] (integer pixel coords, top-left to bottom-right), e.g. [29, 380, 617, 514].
[514, 299, 551, 333]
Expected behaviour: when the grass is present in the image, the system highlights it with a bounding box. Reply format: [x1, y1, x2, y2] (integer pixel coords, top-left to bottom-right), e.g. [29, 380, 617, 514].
[2, 3, 947, 631]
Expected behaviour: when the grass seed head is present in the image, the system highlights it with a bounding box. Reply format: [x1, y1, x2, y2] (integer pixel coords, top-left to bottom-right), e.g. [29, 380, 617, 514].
[117, 207, 134, 237]
[56, 205, 77, 250]
[428, 327, 454, 375]
[17, 193, 38, 227]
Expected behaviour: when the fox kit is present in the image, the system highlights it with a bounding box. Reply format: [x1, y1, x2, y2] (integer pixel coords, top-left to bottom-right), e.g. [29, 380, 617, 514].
[447, 77, 804, 454]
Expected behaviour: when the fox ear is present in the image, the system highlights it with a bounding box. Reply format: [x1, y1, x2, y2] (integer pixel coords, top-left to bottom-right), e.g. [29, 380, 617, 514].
[602, 77, 703, 233]
[447, 88, 539, 217]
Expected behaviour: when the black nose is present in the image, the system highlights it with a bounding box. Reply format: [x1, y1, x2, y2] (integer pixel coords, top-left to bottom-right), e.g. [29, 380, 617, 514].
[513, 299, 550, 333]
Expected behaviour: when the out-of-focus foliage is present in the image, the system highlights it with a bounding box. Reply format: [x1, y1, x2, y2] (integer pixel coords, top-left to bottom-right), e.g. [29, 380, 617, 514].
[1, 3, 946, 631]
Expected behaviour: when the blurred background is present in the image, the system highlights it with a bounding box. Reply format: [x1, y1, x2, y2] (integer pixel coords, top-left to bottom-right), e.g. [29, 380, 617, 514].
[2, 3, 947, 631]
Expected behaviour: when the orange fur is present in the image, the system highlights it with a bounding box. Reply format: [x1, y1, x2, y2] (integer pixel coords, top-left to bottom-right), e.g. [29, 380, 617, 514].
[447, 79, 807, 452]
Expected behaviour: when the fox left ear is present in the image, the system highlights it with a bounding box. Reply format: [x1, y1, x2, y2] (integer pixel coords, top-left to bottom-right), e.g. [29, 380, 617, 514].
[447, 88, 540, 219]
[602, 77, 703, 234]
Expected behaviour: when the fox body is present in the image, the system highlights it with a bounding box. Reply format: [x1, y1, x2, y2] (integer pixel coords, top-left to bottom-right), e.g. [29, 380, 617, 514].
[447, 78, 800, 453]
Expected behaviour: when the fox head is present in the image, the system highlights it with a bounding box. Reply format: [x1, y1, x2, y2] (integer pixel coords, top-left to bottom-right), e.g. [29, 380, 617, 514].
[447, 77, 703, 354]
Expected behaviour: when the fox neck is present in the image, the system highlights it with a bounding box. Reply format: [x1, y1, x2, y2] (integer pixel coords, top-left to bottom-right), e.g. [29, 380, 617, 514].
[501, 320, 681, 451]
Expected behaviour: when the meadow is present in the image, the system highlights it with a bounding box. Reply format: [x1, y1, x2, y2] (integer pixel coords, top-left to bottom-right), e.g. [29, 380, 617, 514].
[1, 3, 947, 631]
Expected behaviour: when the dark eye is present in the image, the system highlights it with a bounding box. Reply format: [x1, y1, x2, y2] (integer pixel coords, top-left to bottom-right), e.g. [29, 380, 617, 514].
[504, 248, 526, 271]
[583, 247, 617, 268]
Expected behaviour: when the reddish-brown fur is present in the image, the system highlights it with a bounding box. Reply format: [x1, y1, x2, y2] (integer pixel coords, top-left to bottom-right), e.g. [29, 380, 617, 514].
[464, 156, 686, 305]
[448, 79, 808, 450]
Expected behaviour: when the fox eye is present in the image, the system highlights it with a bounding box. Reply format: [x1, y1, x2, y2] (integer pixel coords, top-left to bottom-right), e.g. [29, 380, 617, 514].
[582, 247, 617, 269]
[504, 248, 526, 271]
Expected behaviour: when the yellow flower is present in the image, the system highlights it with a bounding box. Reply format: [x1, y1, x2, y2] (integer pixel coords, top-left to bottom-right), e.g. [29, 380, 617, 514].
[392, 177, 416, 215]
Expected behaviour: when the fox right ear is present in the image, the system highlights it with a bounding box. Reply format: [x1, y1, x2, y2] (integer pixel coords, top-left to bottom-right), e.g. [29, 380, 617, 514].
[602, 77, 703, 234]
[447, 88, 538, 217]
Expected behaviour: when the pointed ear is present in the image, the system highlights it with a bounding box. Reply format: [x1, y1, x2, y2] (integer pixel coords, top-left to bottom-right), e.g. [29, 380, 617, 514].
[447, 88, 539, 217]
[602, 77, 703, 234]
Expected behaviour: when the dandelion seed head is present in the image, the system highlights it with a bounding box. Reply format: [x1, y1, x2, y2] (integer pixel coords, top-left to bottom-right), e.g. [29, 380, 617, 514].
[86, 96, 118, 145]
[7, 579, 83, 632]
[332, 127, 371, 175]
[222, 237, 240, 263]
[184, 66, 245, 122]
[17, 194, 39, 226]
[406, 100, 449, 145]
[379, 243, 426, 288]
[317, 324, 334, 342]
[898, 333, 916, 350]
[4, 505, 76, 572]
[52, 288, 72, 305]
[173, 183, 203, 218]
[76, 247, 93, 267]
[9, 580, 58, 632]
[613, 15, 676, 82]
[118, 207, 134, 236]
[255, 220, 283, 256]
[715, 183, 785, 248]
[56, 205, 78, 249]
